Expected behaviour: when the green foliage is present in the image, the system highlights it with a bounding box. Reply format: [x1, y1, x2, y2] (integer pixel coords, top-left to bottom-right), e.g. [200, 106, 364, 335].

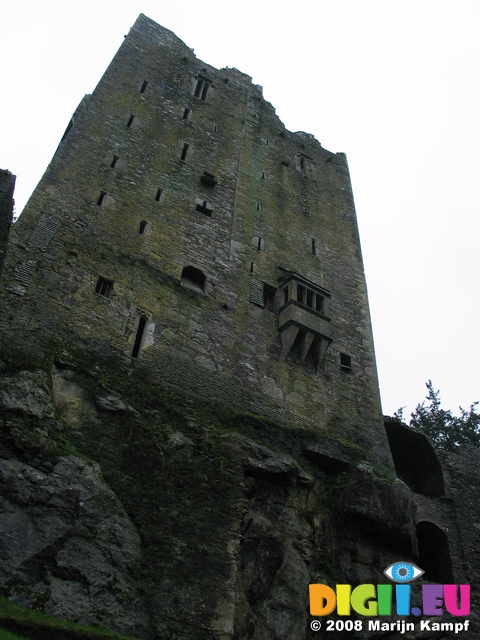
[396, 381, 480, 452]
[0, 630, 31, 640]
[0, 597, 141, 640]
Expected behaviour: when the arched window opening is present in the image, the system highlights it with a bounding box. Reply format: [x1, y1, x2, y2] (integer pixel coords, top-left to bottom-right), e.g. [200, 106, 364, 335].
[181, 265, 206, 292]
[384, 418, 445, 497]
[416, 522, 454, 583]
[131, 316, 147, 359]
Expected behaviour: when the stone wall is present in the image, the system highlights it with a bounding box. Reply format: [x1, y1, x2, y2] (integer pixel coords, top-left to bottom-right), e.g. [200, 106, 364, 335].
[0, 169, 15, 272]
[0, 14, 390, 469]
[0, 366, 417, 639]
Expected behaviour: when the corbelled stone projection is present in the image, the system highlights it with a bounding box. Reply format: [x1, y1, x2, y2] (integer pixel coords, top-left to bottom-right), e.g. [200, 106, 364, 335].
[0, 14, 478, 640]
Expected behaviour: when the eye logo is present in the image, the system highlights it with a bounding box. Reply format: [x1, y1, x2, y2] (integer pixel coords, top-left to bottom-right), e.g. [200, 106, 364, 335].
[384, 561, 424, 583]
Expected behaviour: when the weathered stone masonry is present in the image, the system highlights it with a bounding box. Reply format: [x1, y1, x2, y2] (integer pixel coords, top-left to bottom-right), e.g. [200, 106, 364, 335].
[0, 170, 15, 272]
[0, 14, 389, 466]
[1, 15, 479, 640]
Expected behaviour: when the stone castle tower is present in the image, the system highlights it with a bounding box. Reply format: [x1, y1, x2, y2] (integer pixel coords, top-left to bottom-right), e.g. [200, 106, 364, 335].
[0, 13, 391, 469]
[1, 14, 479, 640]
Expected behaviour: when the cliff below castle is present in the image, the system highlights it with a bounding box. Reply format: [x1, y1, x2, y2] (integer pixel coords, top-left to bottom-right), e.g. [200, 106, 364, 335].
[0, 355, 478, 639]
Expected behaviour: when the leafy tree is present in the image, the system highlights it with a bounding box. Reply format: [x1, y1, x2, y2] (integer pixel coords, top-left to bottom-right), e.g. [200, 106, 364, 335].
[395, 381, 480, 452]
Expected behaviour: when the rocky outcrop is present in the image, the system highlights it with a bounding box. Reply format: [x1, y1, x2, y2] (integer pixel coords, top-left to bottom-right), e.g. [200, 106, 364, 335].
[0, 366, 478, 639]
[0, 370, 56, 420]
[0, 455, 148, 637]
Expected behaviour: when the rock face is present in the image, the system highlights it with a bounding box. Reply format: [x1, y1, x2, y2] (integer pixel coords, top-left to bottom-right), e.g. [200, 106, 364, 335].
[1, 367, 477, 639]
[0, 454, 148, 637]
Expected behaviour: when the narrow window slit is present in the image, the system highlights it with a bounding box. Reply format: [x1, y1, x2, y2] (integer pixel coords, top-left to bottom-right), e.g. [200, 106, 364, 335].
[306, 289, 314, 309]
[97, 191, 106, 206]
[182, 107, 191, 120]
[131, 316, 147, 359]
[127, 114, 135, 128]
[155, 188, 163, 202]
[297, 285, 305, 305]
[180, 143, 189, 162]
[312, 238, 317, 255]
[139, 220, 148, 235]
[316, 295, 325, 314]
[140, 80, 148, 94]
[111, 155, 119, 169]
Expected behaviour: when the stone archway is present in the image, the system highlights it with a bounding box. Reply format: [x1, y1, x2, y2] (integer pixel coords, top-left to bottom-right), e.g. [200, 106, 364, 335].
[384, 418, 444, 497]
[416, 521, 454, 582]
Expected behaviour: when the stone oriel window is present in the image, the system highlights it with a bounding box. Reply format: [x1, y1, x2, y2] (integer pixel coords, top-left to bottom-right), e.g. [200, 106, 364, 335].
[296, 283, 326, 314]
[95, 277, 114, 298]
[297, 284, 306, 305]
[315, 295, 325, 314]
[278, 274, 332, 371]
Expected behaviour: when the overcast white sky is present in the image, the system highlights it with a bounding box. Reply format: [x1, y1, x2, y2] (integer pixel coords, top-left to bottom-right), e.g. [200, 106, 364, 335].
[2, 1, 479, 417]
